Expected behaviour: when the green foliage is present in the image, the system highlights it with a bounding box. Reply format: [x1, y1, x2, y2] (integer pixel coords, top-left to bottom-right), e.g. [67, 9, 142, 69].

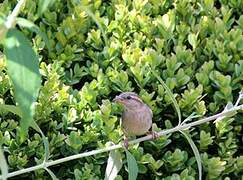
[0, 0, 243, 179]
[202, 153, 226, 179]
[199, 130, 214, 151]
[163, 149, 188, 172]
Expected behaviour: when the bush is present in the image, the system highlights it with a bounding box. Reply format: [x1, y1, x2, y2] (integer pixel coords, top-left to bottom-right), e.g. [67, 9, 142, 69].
[0, 0, 243, 179]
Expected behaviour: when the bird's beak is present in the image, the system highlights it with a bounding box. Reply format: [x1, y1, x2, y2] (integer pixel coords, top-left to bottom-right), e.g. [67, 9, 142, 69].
[113, 96, 123, 103]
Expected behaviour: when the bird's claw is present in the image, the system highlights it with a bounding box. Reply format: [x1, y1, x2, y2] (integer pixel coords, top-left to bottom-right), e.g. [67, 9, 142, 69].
[148, 131, 159, 140]
[123, 138, 129, 149]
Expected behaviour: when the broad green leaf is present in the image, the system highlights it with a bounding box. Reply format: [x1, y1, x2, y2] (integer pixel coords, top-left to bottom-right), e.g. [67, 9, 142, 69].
[0, 104, 22, 117]
[38, 0, 56, 16]
[3, 29, 41, 139]
[16, 18, 51, 51]
[0, 146, 8, 180]
[105, 149, 123, 180]
[180, 131, 202, 180]
[125, 150, 138, 180]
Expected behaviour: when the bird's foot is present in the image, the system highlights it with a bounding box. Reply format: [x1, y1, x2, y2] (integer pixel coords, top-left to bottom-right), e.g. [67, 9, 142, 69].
[147, 131, 159, 140]
[123, 138, 129, 149]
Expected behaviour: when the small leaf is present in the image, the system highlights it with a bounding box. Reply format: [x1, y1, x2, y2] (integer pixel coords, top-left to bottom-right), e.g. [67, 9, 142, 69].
[125, 150, 138, 180]
[16, 18, 51, 51]
[0, 20, 8, 43]
[3, 29, 41, 139]
[105, 149, 123, 180]
[199, 130, 213, 150]
[0, 104, 22, 117]
[0, 146, 8, 180]
[38, 0, 56, 16]
[80, 6, 108, 46]
[188, 33, 197, 50]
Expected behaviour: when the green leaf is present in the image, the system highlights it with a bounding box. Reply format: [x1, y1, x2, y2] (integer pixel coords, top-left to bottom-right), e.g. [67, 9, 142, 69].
[202, 154, 226, 179]
[16, 18, 51, 51]
[0, 20, 8, 43]
[0, 104, 22, 117]
[80, 6, 108, 46]
[180, 131, 202, 180]
[236, 156, 243, 172]
[0, 146, 8, 180]
[3, 29, 41, 139]
[188, 33, 197, 50]
[65, 131, 83, 151]
[38, 0, 56, 16]
[199, 130, 213, 150]
[105, 149, 123, 180]
[125, 150, 138, 180]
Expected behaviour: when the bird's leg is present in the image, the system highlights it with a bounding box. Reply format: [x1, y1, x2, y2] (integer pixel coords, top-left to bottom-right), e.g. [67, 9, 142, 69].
[123, 137, 129, 149]
[122, 129, 129, 149]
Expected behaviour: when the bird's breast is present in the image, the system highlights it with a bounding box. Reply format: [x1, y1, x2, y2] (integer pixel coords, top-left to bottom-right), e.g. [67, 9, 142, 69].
[122, 105, 152, 136]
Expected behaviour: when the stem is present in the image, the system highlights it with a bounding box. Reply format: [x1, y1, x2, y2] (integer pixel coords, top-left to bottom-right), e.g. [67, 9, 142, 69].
[5, 0, 26, 29]
[1, 104, 243, 179]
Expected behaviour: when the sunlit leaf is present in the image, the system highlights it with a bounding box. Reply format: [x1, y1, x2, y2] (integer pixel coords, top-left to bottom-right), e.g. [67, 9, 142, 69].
[105, 149, 123, 180]
[38, 0, 56, 16]
[188, 33, 197, 50]
[3, 29, 41, 140]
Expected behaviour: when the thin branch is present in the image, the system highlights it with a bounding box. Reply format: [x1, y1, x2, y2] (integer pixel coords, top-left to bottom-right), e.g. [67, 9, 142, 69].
[235, 90, 243, 106]
[1, 104, 242, 179]
[5, 0, 26, 29]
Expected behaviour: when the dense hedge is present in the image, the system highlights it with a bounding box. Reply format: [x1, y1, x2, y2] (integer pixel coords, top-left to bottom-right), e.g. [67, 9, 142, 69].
[0, 0, 243, 179]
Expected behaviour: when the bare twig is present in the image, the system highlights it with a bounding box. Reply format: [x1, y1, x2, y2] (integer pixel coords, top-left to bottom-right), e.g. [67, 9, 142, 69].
[4, 0, 26, 29]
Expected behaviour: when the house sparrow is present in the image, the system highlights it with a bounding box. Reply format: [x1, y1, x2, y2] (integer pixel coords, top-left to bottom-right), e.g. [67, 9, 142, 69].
[113, 92, 157, 148]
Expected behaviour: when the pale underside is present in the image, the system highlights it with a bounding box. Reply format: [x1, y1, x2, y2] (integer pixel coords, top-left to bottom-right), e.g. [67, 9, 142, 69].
[122, 105, 152, 136]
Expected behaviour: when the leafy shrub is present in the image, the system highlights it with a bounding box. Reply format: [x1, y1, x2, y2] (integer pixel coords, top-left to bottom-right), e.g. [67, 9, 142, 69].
[0, 0, 243, 179]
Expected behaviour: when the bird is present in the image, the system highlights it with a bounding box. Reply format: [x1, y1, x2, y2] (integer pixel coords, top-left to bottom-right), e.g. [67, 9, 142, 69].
[113, 92, 157, 148]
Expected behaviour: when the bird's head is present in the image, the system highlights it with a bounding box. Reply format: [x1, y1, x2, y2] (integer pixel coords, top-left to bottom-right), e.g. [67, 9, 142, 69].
[113, 92, 144, 110]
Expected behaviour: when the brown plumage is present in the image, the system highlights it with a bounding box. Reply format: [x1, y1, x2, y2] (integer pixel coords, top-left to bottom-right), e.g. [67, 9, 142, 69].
[113, 92, 155, 147]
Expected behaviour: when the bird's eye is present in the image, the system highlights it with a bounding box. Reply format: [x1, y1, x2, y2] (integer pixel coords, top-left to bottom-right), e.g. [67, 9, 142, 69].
[126, 96, 131, 100]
